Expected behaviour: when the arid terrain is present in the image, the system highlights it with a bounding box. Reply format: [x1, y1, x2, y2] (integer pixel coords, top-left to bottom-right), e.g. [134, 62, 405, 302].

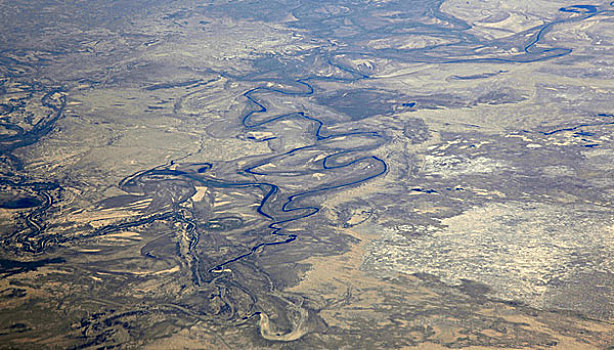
[1, 0, 613, 349]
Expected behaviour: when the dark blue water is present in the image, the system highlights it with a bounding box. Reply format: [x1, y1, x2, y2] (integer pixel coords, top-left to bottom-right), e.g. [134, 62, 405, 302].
[118, 78, 388, 273]
[0, 197, 41, 209]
